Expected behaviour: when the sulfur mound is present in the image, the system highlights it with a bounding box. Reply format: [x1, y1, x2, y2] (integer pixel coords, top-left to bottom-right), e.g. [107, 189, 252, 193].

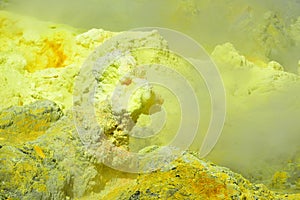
[0, 9, 299, 200]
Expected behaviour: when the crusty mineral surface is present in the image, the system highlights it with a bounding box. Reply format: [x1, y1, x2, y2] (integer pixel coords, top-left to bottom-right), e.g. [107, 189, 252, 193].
[0, 9, 299, 200]
[0, 101, 299, 199]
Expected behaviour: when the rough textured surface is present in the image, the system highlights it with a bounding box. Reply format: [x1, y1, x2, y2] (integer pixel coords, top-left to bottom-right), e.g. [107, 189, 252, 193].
[0, 10, 114, 111]
[1, 102, 105, 199]
[0, 8, 299, 200]
[0, 99, 139, 200]
[0, 101, 299, 199]
[0, 100, 63, 145]
[87, 153, 300, 200]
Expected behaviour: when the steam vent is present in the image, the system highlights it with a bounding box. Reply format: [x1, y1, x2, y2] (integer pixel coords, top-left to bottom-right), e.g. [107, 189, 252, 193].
[1, 1, 300, 199]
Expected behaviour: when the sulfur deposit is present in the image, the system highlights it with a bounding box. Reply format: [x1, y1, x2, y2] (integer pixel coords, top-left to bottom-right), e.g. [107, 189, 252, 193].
[0, 11, 114, 111]
[0, 9, 299, 200]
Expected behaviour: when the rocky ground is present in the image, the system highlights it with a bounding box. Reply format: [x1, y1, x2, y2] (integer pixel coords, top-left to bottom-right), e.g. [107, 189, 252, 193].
[0, 9, 299, 200]
[0, 100, 299, 199]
